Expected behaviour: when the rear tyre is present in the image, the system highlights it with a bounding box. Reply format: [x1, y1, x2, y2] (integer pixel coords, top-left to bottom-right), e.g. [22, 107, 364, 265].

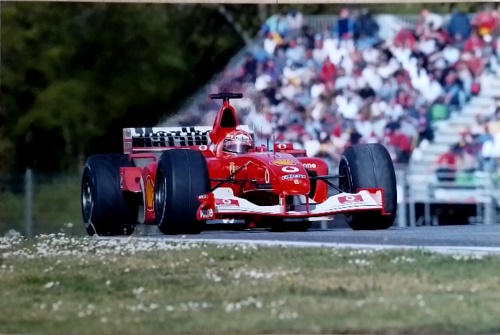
[339, 143, 397, 230]
[81, 154, 137, 236]
[154, 149, 210, 235]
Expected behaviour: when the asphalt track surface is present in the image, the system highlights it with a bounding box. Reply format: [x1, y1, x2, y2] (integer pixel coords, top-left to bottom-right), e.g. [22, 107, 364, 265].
[136, 221, 500, 249]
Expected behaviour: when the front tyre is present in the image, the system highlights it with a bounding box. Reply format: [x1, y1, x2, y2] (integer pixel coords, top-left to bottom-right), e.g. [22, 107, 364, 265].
[81, 154, 137, 236]
[154, 149, 210, 235]
[339, 143, 397, 230]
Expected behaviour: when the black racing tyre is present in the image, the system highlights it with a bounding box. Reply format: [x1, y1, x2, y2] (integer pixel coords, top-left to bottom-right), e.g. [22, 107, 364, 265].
[154, 149, 210, 235]
[81, 154, 137, 236]
[339, 143, 397, 230]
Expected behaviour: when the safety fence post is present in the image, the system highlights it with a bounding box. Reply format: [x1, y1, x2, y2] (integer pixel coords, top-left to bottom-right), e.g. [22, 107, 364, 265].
[396, 169, 408, 228]
[24, 168, 34, 238]
[484, 173, 497, 225]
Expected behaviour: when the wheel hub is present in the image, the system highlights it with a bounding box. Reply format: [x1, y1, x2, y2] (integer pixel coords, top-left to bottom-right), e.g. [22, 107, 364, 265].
[82, 175, 93, 227]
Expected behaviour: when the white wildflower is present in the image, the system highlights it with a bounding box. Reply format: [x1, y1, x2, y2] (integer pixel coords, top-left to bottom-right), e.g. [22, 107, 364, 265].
[132, 287, 144, 295]
[44, 282, 55, 289]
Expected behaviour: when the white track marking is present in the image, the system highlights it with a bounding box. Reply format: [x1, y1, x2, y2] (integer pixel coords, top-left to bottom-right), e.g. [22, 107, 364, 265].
[95, 236, 500, 256]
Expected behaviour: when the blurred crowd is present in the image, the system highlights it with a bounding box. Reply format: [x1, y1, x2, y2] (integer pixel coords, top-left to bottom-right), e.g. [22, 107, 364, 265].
[175, 7, 500, 171]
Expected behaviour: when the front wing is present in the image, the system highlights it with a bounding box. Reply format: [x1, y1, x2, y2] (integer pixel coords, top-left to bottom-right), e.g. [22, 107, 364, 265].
[196, 187, 387, 221]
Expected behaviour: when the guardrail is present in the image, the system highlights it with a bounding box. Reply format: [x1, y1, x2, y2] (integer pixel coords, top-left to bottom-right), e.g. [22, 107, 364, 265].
[400, 170, 499, 227]
[303, 14, 418, 32]
[302, 13, 495, 33]
[322, 165, 498, 228]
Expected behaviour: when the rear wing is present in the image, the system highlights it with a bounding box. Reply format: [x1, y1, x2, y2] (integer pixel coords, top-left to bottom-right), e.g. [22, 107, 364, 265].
[123, 126, 253, 154]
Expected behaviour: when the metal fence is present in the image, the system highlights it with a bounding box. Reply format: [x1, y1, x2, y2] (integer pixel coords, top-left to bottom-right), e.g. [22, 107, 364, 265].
[0, 170, 83, 238]
[303, 14, 418, 32]
[302, 13, 494, 33]
[398, 170, 499, 227]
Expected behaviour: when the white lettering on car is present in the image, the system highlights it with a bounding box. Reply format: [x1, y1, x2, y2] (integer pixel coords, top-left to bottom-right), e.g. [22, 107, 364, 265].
[200, 208, 214, 219]
[281, 166, 299, 173]
[281, 174, 307, 180]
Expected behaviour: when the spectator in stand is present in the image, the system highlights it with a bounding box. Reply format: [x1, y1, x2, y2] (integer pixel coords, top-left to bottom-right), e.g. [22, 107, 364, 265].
[240, 52, 258, 83]
[488, 102, 500, 135]
[312, 35, 328, 64]
[441, 43, 461, 65]
[287, 9, 304, 37]
[261, 13, 290, 38]
[335, 8, 355, 40]
[463, 29, 485, 54]
[447, 7, 472, 41]
[445, 71, 466, 109]
[263, 32, 282, 56]
[428, 97, 449, 126]
[453, 58, 473, 99]
[455, 105, 498, 175]
[480, 125, 500, 173]
[386, 127, 413, 163]
[320, 56, 336, 84]
[436, 143, 477, 182]
[418, 8, 444, 35]
[436, 144, 461, 182]
[354, 8, 379, 47]
[460, 143, 481, 173]
[472, 7, 498, 38]
[286, 38, 307, 64]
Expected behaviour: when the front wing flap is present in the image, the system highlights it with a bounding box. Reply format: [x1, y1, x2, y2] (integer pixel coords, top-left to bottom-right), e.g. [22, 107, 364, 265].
[196, 188, 387, 220]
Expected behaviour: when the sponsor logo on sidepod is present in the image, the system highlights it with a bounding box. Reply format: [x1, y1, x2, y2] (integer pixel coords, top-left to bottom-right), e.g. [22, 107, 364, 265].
[281, 174, 307, 180]
[269, 159, 296, 166]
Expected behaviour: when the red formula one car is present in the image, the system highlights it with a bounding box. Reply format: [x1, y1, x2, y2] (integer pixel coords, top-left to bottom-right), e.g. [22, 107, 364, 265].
[81, 93, 397, 236]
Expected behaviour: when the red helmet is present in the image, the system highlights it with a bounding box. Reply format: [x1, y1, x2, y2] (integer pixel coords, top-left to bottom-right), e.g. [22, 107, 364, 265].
[222, 130, 254, 154]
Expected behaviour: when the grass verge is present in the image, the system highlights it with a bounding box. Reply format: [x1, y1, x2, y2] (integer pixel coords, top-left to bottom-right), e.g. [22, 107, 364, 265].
[1, 234, 500, 334]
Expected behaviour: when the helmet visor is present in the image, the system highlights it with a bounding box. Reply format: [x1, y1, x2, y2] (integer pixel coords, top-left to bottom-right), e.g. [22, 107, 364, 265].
[223, 140, 250, 154]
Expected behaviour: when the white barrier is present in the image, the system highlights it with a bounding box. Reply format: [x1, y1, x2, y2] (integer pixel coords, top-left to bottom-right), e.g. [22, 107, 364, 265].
[403, 170, 499, 226]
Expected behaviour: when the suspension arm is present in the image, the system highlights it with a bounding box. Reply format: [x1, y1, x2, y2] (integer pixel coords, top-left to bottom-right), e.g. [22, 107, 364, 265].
[210, 161, 252, 192]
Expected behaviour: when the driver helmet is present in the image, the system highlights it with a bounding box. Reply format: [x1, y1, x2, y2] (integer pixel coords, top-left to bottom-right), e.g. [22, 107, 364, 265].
[222, 130, 254, 154]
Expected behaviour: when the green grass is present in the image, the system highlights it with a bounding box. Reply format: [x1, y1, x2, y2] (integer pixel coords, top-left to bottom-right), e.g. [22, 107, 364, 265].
[0, 174, 84, 236]
[1, 235, 500, 334]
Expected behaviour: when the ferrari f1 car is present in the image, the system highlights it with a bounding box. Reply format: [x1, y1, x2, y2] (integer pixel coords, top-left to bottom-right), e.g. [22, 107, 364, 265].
[81, 92, 397, 236]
